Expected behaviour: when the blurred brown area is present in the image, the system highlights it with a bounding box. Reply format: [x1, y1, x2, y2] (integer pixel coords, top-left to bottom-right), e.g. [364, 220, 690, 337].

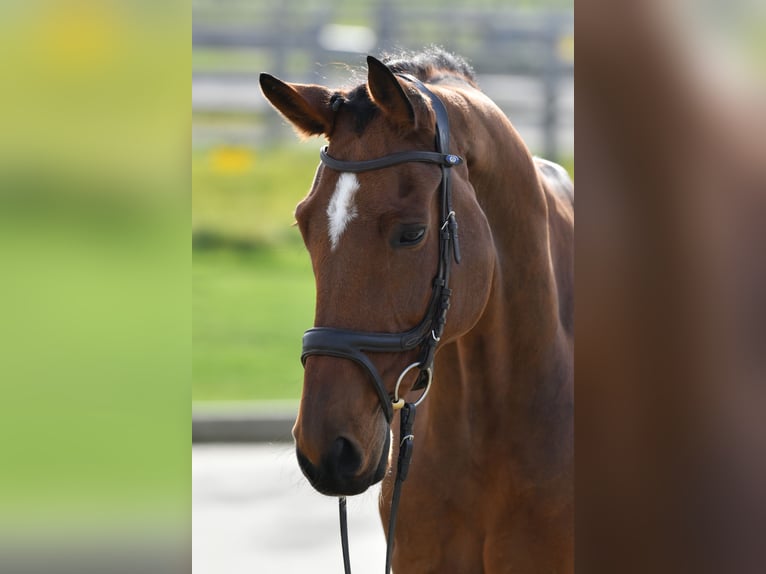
[576, 1, 766, 573]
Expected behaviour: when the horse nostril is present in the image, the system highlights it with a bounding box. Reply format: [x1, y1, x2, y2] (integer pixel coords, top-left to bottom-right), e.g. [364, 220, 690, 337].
[331, 436, 362, 478]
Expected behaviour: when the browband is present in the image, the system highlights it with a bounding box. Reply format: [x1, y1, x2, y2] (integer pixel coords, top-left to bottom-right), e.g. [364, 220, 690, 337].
[319, 147, 462, 173]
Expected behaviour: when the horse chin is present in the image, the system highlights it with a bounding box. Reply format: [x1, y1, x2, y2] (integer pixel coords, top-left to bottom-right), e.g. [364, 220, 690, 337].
[297, 430, 391, 497]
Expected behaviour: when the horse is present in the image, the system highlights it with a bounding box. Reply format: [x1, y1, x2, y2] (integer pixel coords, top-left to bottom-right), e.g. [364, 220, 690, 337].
[260, 48, 573, 573]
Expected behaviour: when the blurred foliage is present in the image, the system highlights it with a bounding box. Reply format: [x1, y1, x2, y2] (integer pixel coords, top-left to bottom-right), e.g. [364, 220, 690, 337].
[0, 0, 189, 546]
[192, 0, 575, 24]
[193, 144, 318, 402]
[193, 144, 319, 247]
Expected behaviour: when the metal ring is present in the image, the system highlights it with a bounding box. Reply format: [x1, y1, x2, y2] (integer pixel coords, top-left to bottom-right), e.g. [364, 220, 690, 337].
[393, 362, 433, 408]
[412, 369, 433, 407]
[393, 362, 421, 404]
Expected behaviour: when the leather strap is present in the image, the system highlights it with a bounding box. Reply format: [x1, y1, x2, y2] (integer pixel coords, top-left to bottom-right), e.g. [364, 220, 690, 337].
[339, 402, 417, 574]
[384, 402, 416, 573]
[301, 271, 445, 423]
[320, 146, 461, 173]
[339, 496, 352, 574]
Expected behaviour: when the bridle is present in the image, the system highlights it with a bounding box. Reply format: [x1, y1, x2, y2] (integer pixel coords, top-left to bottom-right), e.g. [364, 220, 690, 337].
[300, 75, 463, 574]
[302, 74, 462, 422]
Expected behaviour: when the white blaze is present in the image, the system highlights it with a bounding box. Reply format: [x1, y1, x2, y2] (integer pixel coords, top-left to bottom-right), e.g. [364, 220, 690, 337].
[326, 173, 360, 251]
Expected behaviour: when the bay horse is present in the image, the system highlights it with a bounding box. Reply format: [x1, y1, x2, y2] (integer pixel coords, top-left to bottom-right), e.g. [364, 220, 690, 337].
[260, 49, 573, 573]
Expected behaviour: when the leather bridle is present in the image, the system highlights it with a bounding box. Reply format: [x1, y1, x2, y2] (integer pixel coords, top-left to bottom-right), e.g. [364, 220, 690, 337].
[300, 75, 463, 574]
[302, 75, 462, 422]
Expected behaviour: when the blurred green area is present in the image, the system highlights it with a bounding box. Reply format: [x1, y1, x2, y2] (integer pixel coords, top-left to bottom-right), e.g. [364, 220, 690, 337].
[192, 145, 318, 247]
[0, 0, 189, 543]
[193, 246, 314, 401]
[192, 145, 318, 402]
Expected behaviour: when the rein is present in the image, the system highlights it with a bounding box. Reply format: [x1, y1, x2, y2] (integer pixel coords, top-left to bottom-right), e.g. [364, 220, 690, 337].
[300, 75, 462, 574]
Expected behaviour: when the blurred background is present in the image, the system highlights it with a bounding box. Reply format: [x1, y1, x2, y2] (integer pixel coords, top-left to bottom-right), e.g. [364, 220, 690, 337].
[191, 0, 572, 571]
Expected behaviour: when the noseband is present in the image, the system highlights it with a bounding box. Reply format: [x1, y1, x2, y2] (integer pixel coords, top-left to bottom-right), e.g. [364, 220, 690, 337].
[301, 74, 462, 423]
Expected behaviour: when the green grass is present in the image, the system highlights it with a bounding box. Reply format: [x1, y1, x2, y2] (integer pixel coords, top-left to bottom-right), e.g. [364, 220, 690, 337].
[193, 143, 320, 402]
[193, 245, 314, 401]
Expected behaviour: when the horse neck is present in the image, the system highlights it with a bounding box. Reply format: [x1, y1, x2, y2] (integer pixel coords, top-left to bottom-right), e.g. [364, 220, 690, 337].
[454, 88, 561, 357]
[431, 87, 568, 427]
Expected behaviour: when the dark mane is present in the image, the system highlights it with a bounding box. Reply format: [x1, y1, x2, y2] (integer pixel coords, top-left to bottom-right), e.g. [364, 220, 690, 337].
[381, 47, 477, 86]
[335, 48, 476, 135]
[337, 84, 376, 135]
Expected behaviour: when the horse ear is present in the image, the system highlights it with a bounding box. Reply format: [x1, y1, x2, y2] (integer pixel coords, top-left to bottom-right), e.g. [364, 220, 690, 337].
[259, 73, 334, 137]
[366, 56, 416, 130]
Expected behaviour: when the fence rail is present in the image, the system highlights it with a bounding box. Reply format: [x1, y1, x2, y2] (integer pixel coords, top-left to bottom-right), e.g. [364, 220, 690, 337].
[193, 3, 573, 159]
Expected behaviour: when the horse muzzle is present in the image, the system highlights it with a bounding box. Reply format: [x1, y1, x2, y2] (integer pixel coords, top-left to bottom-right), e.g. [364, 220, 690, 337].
[296, 430, 390, 496]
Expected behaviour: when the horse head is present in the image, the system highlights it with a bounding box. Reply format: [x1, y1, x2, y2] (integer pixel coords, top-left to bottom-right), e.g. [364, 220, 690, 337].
[260, 56, 495, 496]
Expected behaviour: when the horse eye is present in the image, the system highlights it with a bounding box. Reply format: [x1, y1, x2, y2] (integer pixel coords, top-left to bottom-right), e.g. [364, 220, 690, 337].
[396, 226, 426, 247]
